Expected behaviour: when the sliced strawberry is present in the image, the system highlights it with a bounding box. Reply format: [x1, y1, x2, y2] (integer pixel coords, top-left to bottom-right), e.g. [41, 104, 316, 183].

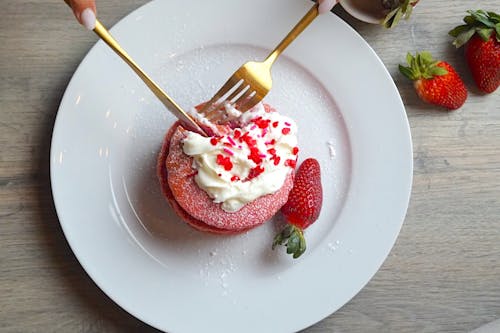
[272, 158, 323, 258]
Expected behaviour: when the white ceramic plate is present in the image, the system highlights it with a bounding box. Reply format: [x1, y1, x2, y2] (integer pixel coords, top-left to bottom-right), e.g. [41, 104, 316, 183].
[51, 0, 413, 332]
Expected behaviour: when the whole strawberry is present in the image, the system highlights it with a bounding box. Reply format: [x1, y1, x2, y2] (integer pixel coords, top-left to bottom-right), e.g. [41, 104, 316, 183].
[382, 0, 419, 29]
[449, 10, 500, 93]
[272, 158, 323, 259]
[399, 52, 468, 110]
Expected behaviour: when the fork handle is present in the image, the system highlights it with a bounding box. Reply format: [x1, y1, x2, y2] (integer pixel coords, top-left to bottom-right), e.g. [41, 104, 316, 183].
[62, 0, 206, 135]
[93, 20, 207, 135]
[264, 3, 319, 65]
[91, 22, 181, 116]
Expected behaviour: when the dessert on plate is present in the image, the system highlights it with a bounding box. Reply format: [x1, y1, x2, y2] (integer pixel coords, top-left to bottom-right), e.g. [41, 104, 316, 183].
[157, 102, 299, 234]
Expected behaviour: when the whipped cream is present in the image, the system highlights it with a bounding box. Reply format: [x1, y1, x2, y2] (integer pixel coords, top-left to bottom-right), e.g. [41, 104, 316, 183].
[182, 103, 298, 212]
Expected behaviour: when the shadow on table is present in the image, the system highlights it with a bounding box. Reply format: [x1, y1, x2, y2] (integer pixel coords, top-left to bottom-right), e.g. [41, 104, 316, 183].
[35, 73, 161, 333]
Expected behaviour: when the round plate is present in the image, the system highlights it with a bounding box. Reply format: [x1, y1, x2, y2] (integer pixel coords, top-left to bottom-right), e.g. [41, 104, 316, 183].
[51, 0, 413, 332]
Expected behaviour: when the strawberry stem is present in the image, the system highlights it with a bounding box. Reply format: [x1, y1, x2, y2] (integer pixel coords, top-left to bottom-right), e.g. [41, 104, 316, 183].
[272, 225, 306, 259]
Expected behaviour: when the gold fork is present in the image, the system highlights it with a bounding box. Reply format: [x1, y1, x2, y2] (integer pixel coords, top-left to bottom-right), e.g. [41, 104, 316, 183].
[198, 3, 321, 123]
[63, 1, 207, 136]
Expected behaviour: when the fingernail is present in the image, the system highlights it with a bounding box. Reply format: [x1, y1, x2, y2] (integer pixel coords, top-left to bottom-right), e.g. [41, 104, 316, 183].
[81, 8, 96, 30]
[318, 0, 337, 14]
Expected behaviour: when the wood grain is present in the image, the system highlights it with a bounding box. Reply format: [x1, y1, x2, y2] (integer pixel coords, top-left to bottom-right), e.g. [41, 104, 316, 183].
[1, 1, 499, 332]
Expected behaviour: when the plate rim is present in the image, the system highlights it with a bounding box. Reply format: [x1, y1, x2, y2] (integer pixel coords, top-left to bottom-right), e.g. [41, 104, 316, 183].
[50, 0, 413, 332]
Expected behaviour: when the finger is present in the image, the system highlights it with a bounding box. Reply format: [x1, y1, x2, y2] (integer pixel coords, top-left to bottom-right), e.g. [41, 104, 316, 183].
[69, 0, 97, 30]
[318, 0, 337, 14]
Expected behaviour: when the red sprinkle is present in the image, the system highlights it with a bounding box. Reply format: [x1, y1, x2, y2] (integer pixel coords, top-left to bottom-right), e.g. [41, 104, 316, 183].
[230, 175, 240, 182]
[241, 132, 257, 147]
[233, 130, 241, 139]
[210, 137, 218, 146]
[272, 121, 279, 128]
[247, 165, 265, 180]
[253, 117, 271, 129]
[239, 132, 249, 143]
[267, 148, 276, 156]
[292, 147, 299, 155]
[285, 159, 297, 169]
[216, 154, 233, 171]
[282, 128, 291, 135]
[273, 156, 281, 166]
[248, 147, 263, 164]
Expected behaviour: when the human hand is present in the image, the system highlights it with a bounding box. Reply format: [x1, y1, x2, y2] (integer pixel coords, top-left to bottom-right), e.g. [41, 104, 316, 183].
[318, 0, 337, 14]
[68, 0, 97, 30]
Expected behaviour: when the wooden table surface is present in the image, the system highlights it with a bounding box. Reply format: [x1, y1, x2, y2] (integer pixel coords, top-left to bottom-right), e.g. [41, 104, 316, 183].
[1, 1, 499, 332]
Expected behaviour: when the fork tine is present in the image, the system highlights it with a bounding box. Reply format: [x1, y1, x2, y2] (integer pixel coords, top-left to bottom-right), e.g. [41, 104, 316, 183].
[199, 75, 242, 117]
[238, 93, 264, 113]
[198, 94, 223, 119]
[226, 83, 249, 103]
[205, 107, 225, 122]
[233, 88, 255, 108]
[209, 87, 256, 123]
[203, 101, 227, 121]
[197, 3, 320, 125]
[204, 81, 247, 122]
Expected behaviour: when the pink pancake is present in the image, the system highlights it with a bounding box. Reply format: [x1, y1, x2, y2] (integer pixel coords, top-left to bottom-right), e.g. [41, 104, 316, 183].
[157, 121, 294, 234]
[157, 122, 234, 234]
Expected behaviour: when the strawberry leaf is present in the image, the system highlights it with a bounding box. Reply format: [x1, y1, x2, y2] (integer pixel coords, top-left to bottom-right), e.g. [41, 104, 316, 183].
[402, 0, 411, 11]
[449, 24, 470, 37]
[406, 52, 414, 65]
[456, 10, 500, 44]
[419, 51, 433, 63]
[382, 0, 415, 28]
[469, 10, 496, 28]
[452, 28, 476, 48]
[382, 7, 400, 28]
[286, 233, 300, 255]
[272, 225, 307, 259]
[392, 8, 404, 27]
[430, 67, 448, 76]
[272, 225, 291, 249]
[476, 27, 494, 41]
[399, 65, 415, 80]
[488, 11, 500, 23]
[464, 15, 475, 25]
[405, 4, 413, 19]
[297, 236, 306, 259]
[399, 52, 448, 81]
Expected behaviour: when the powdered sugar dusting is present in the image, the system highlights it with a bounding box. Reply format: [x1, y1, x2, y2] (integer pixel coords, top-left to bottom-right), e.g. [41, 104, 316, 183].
[327, 140, 336, 159]
[113, 43, 351, 283]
